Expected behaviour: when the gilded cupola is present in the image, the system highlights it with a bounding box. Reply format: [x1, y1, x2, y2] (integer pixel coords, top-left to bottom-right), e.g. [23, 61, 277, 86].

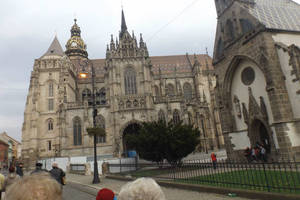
[65, 19, 88, 58]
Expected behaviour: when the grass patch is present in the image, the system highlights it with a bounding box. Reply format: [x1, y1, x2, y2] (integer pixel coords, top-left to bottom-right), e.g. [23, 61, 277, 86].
[176, 169, 300, 194]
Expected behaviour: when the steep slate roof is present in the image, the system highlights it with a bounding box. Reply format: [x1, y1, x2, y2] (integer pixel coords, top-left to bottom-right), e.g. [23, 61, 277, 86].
[151, 54, 213, 75]
[241, 0, 300, 32]
[88, 54, 213, 78]
[41, 36, 65, 58]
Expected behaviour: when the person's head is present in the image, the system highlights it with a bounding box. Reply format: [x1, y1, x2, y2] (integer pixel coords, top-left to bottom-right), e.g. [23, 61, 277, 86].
[36, 162, 43, 168]
[52, 162, 58, 168]
[5, 172, 62, 200]
[118, 178, 166, 200]
[9, 166, 15, 173]
[96, 188, 115, 200]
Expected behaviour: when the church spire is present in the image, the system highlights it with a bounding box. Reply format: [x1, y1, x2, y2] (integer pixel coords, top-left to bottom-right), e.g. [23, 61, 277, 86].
[41, 36, 64, 58]
[120, 9, 128, 38]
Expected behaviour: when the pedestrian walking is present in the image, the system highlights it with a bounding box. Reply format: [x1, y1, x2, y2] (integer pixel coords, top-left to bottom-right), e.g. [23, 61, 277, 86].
[31, 162, 48, 174]
[96, 188, 115, 200]
[260, 145, 267, 162]
[16, 162, 23, 177]
[251, 147, 257, 162]
[0, 172, 5, 200]
[49, 162, 65, 186]
[211, 152, 217, 169]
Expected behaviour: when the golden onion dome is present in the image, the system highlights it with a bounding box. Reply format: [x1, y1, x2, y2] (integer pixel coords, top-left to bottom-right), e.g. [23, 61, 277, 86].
[65, 19, 88, 58]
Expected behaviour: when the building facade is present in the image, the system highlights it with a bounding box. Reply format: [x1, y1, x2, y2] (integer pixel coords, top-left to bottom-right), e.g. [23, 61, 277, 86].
[22, 11, 224, 168]
[212, 0, 300, 160]
[0, 138, 8, 169]
[0, 132, 21, 164]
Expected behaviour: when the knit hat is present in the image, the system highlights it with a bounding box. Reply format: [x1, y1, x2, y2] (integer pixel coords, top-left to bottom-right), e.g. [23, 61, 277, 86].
[96, 188, 115, 200]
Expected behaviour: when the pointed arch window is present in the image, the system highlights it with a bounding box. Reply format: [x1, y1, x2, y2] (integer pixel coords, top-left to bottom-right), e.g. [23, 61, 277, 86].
[95, 115, 106, 143]
[124, 67, 137, 95]
[240, 19, 254, 34]
[73, 117, 82, 146]
[183, 82, 193, 100]
[173, 109, 180, 124]
[154, 85, 160, 96]
[158, 110, 166, 122]
[48, 119, 54, 131]
[49, 82, 54, 97]
[166, 84, 175, 97]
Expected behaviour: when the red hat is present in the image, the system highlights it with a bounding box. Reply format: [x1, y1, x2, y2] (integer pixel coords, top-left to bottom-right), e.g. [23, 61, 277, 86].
[96, 188, 114, 200]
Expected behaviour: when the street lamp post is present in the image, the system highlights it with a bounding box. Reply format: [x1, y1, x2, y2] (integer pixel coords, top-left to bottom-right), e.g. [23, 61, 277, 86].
[79, 59, 100, 184]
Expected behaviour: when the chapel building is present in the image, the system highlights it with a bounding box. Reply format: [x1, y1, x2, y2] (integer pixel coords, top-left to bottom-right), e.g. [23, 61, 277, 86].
[212, 0, 300, 160]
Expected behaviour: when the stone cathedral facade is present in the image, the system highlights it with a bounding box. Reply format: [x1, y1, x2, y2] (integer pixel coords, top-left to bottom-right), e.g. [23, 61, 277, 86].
[212, 0, 300, 160]
[22, 11, 224, 168]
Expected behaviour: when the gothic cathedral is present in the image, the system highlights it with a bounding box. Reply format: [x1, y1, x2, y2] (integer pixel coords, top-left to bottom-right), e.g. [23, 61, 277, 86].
[22, 10, 224, 168]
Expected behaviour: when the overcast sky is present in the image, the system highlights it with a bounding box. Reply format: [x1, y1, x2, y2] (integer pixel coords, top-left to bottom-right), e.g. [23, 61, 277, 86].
[0, 0, 300, 142]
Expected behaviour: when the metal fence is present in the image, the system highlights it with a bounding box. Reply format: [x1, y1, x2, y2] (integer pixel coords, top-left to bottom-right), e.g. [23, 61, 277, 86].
[109, 159, 300, 194]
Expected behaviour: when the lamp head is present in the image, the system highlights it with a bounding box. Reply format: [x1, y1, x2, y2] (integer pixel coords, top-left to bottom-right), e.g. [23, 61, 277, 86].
[79, 72, 88, 79]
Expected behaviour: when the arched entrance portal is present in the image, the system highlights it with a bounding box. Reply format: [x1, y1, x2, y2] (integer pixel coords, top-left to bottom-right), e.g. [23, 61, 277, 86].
[250, 119, 271, 153]
[122, 123, 141, 157]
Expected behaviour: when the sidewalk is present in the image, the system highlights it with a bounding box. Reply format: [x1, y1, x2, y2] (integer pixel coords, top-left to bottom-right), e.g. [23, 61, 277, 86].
[66, 173, 253, 200]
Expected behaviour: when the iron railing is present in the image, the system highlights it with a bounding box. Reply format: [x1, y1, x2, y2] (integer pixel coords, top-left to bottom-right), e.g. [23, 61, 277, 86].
[109, 159, 300, 194]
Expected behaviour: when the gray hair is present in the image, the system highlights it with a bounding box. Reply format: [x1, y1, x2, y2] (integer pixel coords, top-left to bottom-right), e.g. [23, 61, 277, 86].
[118, 178, 166, 200]
[5, 172, 62, 200]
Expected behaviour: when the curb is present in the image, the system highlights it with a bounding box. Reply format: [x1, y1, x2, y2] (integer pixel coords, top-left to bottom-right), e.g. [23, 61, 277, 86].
[67, 178, 120, 196]
[105, 175, 300, 200]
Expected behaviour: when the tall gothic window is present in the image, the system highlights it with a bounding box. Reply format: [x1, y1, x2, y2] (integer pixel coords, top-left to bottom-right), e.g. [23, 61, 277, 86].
[124, 67, 137, 95]
[183, 82, 193, 100]
[166, 84, 175, 97]
[48, 119, 54, 131]
[99, 88, 106, 105]
[173, 109, 180, 124]
[95, 115, 106, 143]
[49, 82, 54, 97]
[225, 19, 235, 41]
[73, 117, 82, 146]
[158, 110, 166, 122]
[82, 88, 92, 105]
[48, 99, 54, 111]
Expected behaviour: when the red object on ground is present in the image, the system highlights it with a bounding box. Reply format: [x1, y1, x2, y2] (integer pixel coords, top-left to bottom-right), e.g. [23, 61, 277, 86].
[96, 188, 115, 200]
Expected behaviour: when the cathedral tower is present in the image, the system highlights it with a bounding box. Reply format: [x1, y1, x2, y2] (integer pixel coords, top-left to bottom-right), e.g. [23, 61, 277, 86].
[65, 19, 88, 58]
[22, 36, 76, 169]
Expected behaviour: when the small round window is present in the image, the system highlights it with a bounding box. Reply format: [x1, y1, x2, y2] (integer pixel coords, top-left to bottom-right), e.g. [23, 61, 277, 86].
[241, 67, 255, 86]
